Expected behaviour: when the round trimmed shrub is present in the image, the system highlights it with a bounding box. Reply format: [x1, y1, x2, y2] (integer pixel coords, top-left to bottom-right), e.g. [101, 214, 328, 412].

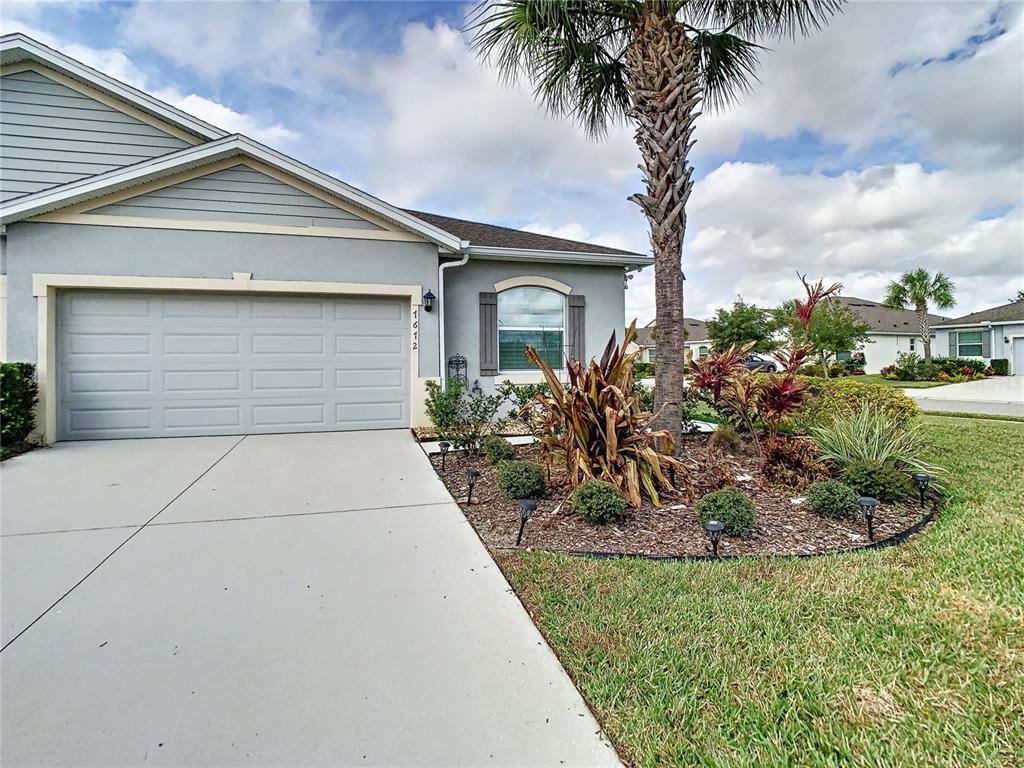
[482, 435, 515, 465]
[695, 487, 755, 537]
[497, 460, 546, 500]
[842, 459, 914, 501]
[571, 480, 627, 525]
[797, 377, 919, 430]
[806, 480, 858, 519]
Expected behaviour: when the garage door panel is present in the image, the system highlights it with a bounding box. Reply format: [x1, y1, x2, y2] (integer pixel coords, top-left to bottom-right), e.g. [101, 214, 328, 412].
[57, 291, 410, 439]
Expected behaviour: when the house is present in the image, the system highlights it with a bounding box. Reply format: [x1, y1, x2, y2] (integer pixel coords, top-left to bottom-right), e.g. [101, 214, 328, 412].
[933, 300, 1024, 374]
[0, 34, 651, 443]
[836, 296, 949, 373]
[628, 318, 710, 364]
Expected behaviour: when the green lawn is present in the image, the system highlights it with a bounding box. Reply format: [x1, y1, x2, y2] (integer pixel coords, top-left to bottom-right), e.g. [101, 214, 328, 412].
[855, 373, 949, 389]
[498, 416, 1024, 767]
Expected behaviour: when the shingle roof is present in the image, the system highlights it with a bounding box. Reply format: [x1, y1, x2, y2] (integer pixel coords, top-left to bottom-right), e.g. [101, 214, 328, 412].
[934, 300, 1024, 327]
[634, 318, 708, 346]
[838, 296, 948, 334]
[404, 209, 645, 257]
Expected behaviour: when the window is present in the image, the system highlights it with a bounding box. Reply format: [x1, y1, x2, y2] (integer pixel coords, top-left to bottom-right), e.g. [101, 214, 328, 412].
[497, 287, 565, 370]
[909, 337, 916, 352]
[699, 345, 709, 358]
[648, 348, 657, 363]
[836, 351, 852, 362]
[957, 331, 984, 357]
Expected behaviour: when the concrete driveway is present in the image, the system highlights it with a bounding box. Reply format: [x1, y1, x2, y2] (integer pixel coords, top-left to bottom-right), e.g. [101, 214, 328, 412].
[1, 432, 619, 767]
[903, 375, 1024, 417]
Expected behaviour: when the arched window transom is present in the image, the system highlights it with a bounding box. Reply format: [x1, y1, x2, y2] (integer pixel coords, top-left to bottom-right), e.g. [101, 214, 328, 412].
[497, 287, 565, 370]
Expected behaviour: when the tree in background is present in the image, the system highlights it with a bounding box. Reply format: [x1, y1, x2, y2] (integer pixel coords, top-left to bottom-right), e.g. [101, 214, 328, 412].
[471, 0, 843, 451]
[1010, 289, 1024, 303]
[777, 297, 870, 375]
[706, 298, 778, 353]
[883, 268, 956, 363]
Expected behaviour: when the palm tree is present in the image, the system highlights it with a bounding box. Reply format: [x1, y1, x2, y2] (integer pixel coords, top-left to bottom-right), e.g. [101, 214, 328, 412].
[471, 0, 843, 449]
[883, 268, 956, 363]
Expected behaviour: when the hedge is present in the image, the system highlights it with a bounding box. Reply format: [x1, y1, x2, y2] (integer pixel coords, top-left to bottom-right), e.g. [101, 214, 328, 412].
[1, 362, 38, 458]
[796, 376, 919, 430]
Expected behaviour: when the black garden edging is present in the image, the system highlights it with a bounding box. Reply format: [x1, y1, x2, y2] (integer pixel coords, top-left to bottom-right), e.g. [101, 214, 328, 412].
[493, 500, 940, 563]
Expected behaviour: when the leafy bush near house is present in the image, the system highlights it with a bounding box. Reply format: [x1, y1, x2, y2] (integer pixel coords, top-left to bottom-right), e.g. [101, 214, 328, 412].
[497, 380, 554, 420]
[571, 479, 627, 525]
[797, 376, 919, 430]
[695, 487, 755, 537]
[842, 459, 914, 501]
[498, 459, 547, 500]
[482, 435, 515, 465]
[1, 362, 38, 459]
[932, 356, 988, 376]
[805, 480, 858, 519]
[424, 378, 508, 454]
[991, 358, 1010, 376]
[633, 361, 656, 379]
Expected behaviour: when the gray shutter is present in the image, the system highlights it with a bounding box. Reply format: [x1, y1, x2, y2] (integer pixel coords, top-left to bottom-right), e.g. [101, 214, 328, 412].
[982, 330, 992, 358]
[479, 292, 498, 376]
[567, 295, 586, 364]
[949, 332, 957, 356]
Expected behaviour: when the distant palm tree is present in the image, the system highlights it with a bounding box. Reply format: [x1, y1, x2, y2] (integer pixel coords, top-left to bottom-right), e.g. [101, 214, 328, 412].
[883, 268, 956, 363]
[471, 0, 843, 449]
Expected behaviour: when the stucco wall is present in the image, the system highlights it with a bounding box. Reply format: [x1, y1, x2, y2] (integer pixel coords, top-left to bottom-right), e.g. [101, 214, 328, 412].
[935, 324, 1024, 370]
[3, 221, 441, 377]
[442, 258, 626, 389]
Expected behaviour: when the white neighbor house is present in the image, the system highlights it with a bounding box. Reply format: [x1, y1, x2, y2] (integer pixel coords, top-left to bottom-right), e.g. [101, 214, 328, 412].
[933, 300, 1024, 374]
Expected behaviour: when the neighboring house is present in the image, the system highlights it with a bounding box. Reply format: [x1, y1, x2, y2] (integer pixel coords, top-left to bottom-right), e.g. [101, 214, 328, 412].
[627, 318, 709, 364]
[836, 296, 949, 373]
[933, 300, 1024, 374]
[0, 34, 651, 443]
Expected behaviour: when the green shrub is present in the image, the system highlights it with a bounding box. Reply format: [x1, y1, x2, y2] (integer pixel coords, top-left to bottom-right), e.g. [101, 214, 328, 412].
[633, 361, 656, 379]
[932, 356, 988, 376]
[482, 435, 515, 464]
[842, 459, 914, 501]
[571, 480, 627, 524]
[497, 380, 553, 420]
[695, 487, 755, 536]
[0, 362, 38, 458]
[797, 376, 919, 430]
[806, 480, 858, 519]
[809, 404, 940, 481]
[991, 358, 1010, 376]
[498, 460, 547, 499]
[424, 378, 508, 454]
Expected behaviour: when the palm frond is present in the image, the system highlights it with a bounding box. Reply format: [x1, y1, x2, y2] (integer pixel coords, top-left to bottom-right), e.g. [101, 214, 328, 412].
[692, 29, 763, 112]
[684, 0, 846, 41]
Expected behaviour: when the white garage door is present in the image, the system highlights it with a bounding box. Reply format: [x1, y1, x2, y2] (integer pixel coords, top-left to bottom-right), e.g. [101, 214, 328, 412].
[57, 290, 410, 440]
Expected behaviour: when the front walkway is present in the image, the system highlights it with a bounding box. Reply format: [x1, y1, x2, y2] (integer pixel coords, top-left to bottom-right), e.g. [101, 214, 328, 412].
[1, 431, 619, 767]
[903, 376, 1024, 417]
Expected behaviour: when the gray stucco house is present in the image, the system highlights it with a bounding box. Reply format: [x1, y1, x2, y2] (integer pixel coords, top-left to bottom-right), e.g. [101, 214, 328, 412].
[0, 34, 650, 443]
[933, 300, 1024, 374]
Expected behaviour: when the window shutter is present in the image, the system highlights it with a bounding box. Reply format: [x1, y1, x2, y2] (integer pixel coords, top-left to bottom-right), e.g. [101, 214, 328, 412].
[949, 332, 957, 356]
[567, 295, 586, 364]
[479, 292, 498, 376]
[982, 330, 992, 358]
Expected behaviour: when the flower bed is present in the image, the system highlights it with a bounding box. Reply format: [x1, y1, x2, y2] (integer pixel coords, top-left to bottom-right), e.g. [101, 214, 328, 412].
[431, 437, 935, 558]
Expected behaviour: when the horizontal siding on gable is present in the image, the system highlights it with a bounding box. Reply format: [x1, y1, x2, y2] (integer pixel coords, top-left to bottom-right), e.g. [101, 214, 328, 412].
[0, 69, 191, 201]
[91, 166, 385, 231]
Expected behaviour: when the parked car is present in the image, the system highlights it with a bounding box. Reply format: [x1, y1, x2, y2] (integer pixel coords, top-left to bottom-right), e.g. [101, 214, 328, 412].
[745, 354, 777, 373]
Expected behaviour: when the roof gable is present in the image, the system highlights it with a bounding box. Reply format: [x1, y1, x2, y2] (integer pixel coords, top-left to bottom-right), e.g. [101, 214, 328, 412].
[837, 296, 948, 334]
[935, 300, 1024, 327]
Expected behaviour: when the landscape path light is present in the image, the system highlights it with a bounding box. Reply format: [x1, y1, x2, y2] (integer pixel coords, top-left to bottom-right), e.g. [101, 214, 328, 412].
[465, 470, 480, 505]
[703, 520, 725, 558]
[912, 473, 931, 509]
[516, 499, 538, 546]
[858, 497, 879, 541]
[438, 441, 450, 472]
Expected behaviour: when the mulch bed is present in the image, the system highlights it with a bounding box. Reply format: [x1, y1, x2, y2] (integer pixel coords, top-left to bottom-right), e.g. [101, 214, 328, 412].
[430, 435, 933, 558]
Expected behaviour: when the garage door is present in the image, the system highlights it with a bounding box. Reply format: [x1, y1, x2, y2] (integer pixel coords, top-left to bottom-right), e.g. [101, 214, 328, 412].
[57, 290, 410, 440]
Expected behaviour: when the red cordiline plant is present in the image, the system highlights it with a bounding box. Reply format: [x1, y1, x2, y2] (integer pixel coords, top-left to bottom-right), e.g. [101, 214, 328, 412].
[522, 321, 689, 508]
[689, 343, 752, 406]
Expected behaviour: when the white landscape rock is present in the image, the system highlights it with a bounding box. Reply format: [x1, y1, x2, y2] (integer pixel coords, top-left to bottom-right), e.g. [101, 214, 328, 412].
[791, 497, 806, 506]
[736, 474, 753, 482]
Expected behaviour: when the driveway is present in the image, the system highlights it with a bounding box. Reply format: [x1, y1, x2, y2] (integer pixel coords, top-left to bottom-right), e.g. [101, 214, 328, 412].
[903, 375, 1024, 417]
[1, 432, 619, 767]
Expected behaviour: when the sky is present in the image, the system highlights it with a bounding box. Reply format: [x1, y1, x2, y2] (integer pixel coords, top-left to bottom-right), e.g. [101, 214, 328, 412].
[2, 0, 1022, 323]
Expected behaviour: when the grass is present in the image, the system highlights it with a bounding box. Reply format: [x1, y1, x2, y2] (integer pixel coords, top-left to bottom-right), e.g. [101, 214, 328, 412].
[856, 374, 949, 389]
[497, 416, 1024, 767]
[920, 411, 1024, 424]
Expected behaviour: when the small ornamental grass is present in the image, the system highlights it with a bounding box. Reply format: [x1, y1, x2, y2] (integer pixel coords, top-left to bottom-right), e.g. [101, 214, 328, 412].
[498, 460, 547, 500]
[695, 487, 755, 537]
[806, 480, 858, 519]
[571, 480, 627, 525]
[842, 459, 915, 502]
[482, 435, 515, 465]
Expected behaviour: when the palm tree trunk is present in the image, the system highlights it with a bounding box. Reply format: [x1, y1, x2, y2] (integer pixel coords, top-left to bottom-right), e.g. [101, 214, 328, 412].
[625, 8, 697, 454]
[917, 302, 931, 362]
